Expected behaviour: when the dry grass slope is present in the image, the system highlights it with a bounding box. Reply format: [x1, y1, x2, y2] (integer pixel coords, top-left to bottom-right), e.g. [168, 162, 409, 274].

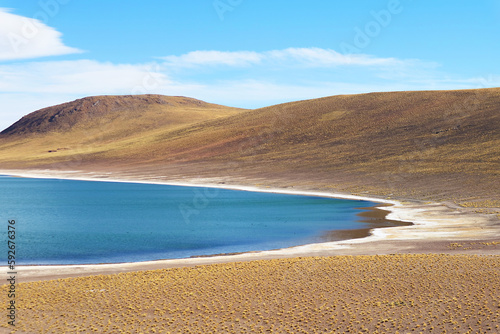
[0, 94, 245, 167]
[1, 254, 499, 333]
[0, 88, 499, 207]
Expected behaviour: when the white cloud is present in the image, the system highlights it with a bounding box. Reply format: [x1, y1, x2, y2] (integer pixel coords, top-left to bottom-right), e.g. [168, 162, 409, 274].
[1, 48, 499, 132]
[0, 8, 81, 61]
[0, 60, 170, 94]
[266, 47, 400, 67]
[163, 50, 263, 67]
[0, 59, 171, 130]
[162, 47, 405, 68]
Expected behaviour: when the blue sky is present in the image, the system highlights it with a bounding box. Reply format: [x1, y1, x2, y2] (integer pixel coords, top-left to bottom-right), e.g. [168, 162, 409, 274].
[0, 0, 499, 130]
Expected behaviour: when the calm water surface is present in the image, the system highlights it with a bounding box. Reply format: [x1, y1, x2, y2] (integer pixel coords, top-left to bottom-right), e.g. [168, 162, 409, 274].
[0, 176, 385, 265]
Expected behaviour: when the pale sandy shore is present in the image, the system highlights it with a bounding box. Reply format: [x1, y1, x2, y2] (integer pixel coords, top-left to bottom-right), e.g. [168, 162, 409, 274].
[1, 169, 499, 283]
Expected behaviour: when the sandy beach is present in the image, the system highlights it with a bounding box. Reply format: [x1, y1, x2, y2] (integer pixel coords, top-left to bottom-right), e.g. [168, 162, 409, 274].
[1, 168, 499, 283]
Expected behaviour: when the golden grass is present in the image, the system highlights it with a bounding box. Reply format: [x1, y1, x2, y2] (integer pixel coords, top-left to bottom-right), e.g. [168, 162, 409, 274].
[449, 241, 500, 250]
[1, 254, 499, 333]
[459, 200, 500, 209]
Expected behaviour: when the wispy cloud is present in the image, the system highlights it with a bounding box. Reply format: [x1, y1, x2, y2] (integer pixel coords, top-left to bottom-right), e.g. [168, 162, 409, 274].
[0, 8, 81, 61]
[0, 60, 170, 129]
[163, 50, 263, 67]
[1, 46, 498, 131]
[266, 47, 401, 67]
[162, 47, 406, 68]
[0, 60, 170, 94]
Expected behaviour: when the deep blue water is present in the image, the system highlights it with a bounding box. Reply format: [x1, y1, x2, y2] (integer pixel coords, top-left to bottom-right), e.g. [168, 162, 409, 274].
[0, 176, 379, 265]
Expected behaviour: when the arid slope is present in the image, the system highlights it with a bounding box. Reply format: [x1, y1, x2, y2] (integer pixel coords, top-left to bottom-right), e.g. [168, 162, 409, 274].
[0, 94, 245, 166]
[1, 89, 499, 207]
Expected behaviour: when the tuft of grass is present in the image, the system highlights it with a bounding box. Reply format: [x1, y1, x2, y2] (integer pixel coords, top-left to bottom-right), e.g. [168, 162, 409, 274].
[1, 254, 498, 333]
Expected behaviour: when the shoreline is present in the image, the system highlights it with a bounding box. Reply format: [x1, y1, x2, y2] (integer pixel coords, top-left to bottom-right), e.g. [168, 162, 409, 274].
[1, 168, 499, 283]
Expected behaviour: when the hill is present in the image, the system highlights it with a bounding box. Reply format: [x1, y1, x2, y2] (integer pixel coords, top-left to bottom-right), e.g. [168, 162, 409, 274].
[0, 94, 245, 166]
[1, 95, 244, 136]
[0, 89, 499, 209]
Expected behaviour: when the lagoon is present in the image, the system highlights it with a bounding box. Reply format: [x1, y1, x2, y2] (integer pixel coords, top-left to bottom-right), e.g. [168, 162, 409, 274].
[0, 175, 391, 265]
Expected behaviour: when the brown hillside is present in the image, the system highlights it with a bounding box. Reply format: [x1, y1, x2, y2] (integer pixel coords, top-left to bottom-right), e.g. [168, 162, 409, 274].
[1, 94, 244, 136]
[0, 94, 245, 166]
[0, 89, 499, 208]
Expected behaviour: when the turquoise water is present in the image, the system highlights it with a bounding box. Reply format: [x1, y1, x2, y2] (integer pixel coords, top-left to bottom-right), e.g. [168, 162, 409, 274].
[0, 176, 380, 265]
